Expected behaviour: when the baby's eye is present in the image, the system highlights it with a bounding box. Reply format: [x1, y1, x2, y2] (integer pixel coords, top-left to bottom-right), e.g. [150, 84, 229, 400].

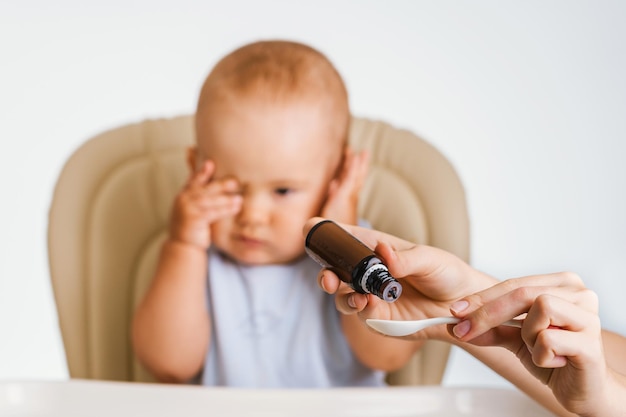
[274, 187, 293, 196]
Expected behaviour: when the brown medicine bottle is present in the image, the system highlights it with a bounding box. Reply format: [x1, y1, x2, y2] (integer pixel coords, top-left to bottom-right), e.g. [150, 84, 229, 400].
[305, 219, 402, 303]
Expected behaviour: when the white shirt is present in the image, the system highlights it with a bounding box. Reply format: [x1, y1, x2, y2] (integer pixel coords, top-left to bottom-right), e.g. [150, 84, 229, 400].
[201, 249, 385, 388]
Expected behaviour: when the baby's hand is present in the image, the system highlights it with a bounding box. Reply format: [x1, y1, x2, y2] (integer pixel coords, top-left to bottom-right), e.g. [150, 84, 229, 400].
[321, 148, 369, 225]
[169, 160, 242, 249]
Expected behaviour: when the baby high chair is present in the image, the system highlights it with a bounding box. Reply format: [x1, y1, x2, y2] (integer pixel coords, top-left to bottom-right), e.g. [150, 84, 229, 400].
[48, 115, 470, 385]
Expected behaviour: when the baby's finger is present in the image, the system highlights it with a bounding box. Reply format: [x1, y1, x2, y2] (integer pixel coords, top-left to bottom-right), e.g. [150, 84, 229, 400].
[335, 148, 369, 195]
[187, 159, 215, 188]
[187, 190, 242, 210]
[206, 199, 243, 221]
[178, 185, 242, 223]
[215, 177, 241, 193]
[198, 174, 240, 195]
[338, 148, 356, 185]
[352, 149, 370, 189]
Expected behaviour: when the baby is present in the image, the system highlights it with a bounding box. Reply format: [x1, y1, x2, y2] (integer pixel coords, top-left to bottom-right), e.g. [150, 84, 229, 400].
[132, 40, 418, 387]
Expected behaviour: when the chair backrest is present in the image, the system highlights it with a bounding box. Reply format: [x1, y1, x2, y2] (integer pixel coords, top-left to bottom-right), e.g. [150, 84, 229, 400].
[48, 115, 469, 385]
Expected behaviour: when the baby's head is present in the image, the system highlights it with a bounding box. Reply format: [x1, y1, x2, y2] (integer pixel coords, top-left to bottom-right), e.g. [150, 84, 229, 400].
[193, 40, 350, 265]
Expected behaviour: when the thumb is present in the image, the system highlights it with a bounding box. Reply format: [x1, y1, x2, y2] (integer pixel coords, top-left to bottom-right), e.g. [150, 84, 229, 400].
[376, 243, 437, 281]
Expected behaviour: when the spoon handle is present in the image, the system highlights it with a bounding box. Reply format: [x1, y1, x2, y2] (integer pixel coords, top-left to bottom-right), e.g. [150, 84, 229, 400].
[501, 319, 523, 328]
[365, 317, 523, 337]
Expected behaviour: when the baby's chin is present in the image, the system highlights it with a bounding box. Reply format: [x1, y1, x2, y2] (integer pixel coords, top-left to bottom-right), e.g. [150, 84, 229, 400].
[215, 246, 307, 266]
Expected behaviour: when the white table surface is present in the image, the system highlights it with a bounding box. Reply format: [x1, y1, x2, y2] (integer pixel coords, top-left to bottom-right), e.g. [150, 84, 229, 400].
[0, 380, 554, 417]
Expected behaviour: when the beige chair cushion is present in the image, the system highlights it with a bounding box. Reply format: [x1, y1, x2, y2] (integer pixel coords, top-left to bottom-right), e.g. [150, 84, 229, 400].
[48, 115, 469, 385]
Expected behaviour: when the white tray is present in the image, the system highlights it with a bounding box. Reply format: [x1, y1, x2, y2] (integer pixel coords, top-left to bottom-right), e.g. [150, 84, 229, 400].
[0, 380, 553, 416]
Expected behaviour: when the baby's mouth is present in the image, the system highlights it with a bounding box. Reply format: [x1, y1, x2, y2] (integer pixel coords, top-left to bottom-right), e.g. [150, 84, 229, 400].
[237, 234, 265, 246]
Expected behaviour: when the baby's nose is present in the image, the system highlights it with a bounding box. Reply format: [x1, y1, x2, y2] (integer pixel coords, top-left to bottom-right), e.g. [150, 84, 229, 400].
[237, 193, 271, 225]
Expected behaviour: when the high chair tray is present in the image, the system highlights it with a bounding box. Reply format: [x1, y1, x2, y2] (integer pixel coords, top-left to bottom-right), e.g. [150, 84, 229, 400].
[0, 380, 552, 416]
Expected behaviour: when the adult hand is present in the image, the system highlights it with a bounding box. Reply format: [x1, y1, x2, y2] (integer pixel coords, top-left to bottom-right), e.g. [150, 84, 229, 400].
[304, 217, 496, 340]
[448, 273, 617, 416]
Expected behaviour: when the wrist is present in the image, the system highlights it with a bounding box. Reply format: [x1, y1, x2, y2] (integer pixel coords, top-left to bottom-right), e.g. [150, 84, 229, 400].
[589, 368, 626, 417]
[165, 238, 209, 253]
[168, 225, 210, 250]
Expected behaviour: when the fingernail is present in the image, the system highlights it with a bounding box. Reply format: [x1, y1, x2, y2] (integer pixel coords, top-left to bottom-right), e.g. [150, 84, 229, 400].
[347, 294, 357, 309]
[319, 278, 327, 293]
[450, 300, 469, 314]
[453, 320, 471, 338]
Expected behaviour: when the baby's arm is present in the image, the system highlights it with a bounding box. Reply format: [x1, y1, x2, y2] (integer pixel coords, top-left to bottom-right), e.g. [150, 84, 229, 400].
[132, 160, 241, 383]
[339, 301, 422, 372]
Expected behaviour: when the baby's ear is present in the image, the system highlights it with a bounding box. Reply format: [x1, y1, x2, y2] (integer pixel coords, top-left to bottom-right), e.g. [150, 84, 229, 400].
[186, 146, 200, 173]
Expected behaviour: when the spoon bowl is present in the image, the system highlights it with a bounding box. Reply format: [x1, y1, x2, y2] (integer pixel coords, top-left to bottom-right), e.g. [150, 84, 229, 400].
[366, 317, 522, 337]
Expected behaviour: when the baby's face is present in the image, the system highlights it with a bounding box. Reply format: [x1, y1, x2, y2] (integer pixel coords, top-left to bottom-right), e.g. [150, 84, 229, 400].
[196, 95, 344, 265]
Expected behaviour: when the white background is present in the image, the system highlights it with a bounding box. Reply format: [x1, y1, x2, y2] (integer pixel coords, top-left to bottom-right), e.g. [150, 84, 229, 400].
[1, 1, 625, 387]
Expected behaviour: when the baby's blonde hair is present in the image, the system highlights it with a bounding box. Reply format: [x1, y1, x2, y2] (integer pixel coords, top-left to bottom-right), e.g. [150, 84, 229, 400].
[197, 40, 350, 143]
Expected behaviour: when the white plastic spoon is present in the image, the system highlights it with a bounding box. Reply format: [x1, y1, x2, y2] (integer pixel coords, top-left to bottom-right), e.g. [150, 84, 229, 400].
[366, 317, 522, 337]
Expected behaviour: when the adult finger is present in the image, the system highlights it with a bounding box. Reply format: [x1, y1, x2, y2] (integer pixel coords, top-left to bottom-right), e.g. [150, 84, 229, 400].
[456, 272, 586, 316]
[379, 243, 449, 282]
[522, 292, 600, 357]
[316, 268, 369, 314]
[379, 241, 497, 303]
[317, 269, 341, 294]
[530, 327, 602, 369]
[451, 285, 593, 342]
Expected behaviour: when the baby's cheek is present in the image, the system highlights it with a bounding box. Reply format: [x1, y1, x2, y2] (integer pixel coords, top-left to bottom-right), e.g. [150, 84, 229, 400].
[309, 190, 331, 213]
[283, 193, 322, 215]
